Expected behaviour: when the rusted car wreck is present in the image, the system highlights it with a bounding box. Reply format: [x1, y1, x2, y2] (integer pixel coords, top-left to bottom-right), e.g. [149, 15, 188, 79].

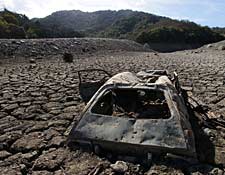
[68, 69, 196, 161]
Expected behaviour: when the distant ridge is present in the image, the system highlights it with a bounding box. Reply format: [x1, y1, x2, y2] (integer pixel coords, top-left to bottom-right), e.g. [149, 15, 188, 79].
[0, 9, 224, 51]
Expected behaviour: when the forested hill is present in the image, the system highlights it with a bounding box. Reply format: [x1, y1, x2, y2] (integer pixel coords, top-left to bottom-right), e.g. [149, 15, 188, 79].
[0, 9, 224, 50]
[0, 9, 29, 38]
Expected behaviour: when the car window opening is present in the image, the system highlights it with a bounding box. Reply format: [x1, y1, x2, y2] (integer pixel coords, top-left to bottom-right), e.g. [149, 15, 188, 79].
[91, 89, 171, 119]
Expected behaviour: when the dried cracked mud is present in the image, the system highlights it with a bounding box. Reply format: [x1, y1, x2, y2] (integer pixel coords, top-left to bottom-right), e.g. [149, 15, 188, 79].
[0, 39, 225, 175]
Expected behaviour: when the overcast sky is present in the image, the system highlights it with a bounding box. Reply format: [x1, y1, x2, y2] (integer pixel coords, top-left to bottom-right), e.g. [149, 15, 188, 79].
[1, 0, 225, 27]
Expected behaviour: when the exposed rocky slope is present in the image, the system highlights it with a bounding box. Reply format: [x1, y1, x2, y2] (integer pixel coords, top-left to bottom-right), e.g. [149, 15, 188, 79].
[0, 38, 150, 59]
[0, 38, 224, 174]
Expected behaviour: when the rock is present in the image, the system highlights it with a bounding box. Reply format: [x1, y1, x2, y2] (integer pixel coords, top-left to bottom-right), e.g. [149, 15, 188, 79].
[146, 165, 184, 175]
[110, 161, 128, 173]
[209, 168, 224, 175]
[29, 58, 36, 64]
[203, 128, 214, 137]
[143, 43, 151, 50]
[63, 53, 73, 63]
[0, 150, 12, 160]
[207, 44, 213, 48]
[52, 46, 59, 50]
[20, 102, 32, 107]
[218, 45, 225, 50]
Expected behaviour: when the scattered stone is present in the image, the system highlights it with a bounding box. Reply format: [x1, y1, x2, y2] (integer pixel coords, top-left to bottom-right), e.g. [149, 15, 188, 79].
[203, 128, 215, 137]
[110, 161, 128, 173]
[143, 43, 151, 50]
[209, 168, 224, 175]
[218, 45, 225, 50]
[29, 58, 36, 64]
[0, 150, 12, 160]
[146, 165, 184, 175]
[52, 46, 59, 50]
[207, 44, 212, 48]
[63, 52, 73, 63]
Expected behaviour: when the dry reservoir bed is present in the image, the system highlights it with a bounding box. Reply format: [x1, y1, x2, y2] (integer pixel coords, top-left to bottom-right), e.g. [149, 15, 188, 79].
[0, 49, 225, 174]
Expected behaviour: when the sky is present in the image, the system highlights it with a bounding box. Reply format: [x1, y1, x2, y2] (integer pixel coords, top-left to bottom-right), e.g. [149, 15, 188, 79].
[1, 0, 225, 27]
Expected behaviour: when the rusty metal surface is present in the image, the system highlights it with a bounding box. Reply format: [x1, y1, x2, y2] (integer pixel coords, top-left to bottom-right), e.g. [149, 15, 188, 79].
[68, 70, 196, 158]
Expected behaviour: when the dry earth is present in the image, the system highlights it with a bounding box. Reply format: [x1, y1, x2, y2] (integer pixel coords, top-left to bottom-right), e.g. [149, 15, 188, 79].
[0, 38, 225, 175]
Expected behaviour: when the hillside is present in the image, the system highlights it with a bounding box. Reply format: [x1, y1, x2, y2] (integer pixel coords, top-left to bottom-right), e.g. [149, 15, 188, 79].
[0, 9, 224, 51]
[212, 27, 225, 36]
[33, 10, 225, 51]
[35, 10, 224, 44]
[0, 9, 29, 38]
